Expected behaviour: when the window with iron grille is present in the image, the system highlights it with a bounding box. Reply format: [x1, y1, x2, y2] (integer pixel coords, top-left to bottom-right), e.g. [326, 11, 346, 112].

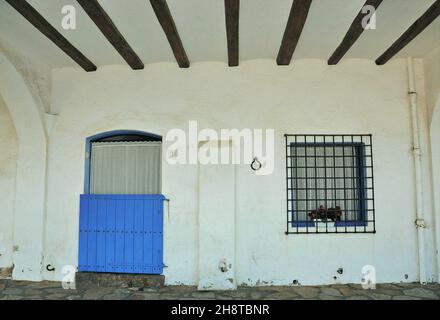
[285, 134, 375, 234]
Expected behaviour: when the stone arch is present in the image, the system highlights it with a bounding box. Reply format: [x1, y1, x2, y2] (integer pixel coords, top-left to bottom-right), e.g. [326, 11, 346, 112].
[0, 52, 47, 281]
[0, 93, 17, 272]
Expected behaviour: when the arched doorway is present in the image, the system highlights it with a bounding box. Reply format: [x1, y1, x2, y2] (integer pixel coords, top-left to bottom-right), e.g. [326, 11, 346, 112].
[78, 130, 165, 274]
[0, 52, 47, 281]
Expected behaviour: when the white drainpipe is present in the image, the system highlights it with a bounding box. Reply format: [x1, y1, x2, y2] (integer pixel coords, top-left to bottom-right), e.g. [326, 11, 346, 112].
[407, 57, 427, 284]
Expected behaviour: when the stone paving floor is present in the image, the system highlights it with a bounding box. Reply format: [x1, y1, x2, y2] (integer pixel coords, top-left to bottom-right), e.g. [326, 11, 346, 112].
[0, 279, 440, 300]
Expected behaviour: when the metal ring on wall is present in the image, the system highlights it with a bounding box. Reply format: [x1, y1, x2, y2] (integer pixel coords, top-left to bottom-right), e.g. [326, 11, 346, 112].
[250, 157, 262, 171]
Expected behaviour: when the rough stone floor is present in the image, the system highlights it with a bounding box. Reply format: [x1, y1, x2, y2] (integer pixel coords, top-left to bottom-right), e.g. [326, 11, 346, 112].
[0, 279, 439, 300]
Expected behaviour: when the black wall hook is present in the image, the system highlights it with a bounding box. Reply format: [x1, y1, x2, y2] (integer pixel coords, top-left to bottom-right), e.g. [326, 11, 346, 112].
[46, 264, 55, 272]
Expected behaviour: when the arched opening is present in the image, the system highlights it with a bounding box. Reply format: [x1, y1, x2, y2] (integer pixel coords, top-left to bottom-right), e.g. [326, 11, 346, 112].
[84, 130, 162, 194]
[79, 130, 164, 275]
[0, 52, 47, 281]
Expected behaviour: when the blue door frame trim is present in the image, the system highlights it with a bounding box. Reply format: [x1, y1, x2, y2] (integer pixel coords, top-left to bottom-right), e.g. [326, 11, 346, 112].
[289, 142, 368, 228]
[83, 130, 162, 194]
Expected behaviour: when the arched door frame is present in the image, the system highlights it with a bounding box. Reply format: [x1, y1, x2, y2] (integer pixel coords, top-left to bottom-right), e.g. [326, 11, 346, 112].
[79, 130, 164, 275]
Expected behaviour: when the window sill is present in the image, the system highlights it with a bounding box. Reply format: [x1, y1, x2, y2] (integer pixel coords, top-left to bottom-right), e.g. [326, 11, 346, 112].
[292, 220, 367, 228]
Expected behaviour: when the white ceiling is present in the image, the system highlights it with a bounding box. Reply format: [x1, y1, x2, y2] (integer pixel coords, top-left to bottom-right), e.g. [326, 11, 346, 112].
[0, 0, 439, 69]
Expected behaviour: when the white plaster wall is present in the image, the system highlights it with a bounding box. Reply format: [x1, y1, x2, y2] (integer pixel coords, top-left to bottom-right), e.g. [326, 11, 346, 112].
[0, 36, 52, 114]
[423, 47, 440, 282]
[410, 58, 438, 283]
[0, 94, 17, 270]
[44, 59, 428, 285]
[198, 140, 236, 290]
[423, 46, 440, 124]
[431, 103, 440, 283]
[0, 52, 47, 281]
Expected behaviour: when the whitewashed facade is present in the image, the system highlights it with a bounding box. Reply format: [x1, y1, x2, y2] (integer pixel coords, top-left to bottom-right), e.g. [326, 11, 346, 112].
[0, 0, 439, 289]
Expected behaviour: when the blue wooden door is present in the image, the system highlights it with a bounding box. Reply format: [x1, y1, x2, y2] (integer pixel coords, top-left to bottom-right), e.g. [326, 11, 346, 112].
[78, 194, 164, 274]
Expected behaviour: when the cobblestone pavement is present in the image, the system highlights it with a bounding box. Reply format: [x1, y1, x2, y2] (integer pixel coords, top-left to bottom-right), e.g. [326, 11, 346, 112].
[0, 279, 439, 300]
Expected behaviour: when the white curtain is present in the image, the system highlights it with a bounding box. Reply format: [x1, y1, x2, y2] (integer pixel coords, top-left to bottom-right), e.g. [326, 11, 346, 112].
[293, 146, 358, 221]
[90, 141, 162, 194]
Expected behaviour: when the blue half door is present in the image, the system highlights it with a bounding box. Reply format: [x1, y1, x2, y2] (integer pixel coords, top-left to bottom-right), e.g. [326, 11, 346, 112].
[78, 194, 164, 274]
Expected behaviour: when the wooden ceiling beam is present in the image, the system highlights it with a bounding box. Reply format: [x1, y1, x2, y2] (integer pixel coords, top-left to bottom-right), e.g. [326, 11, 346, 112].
[277, 0, 313, 65]
[328, 0, 383, 65]
[5, 0, 96, 72]
[376, 0, 440, 65]
[77, 0, 144, 70]
[224, 0, 240, 67]
[150, 0, 189, 68]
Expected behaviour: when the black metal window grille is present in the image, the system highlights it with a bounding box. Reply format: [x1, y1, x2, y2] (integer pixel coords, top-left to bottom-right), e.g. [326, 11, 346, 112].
[285, 134, 375, 234]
